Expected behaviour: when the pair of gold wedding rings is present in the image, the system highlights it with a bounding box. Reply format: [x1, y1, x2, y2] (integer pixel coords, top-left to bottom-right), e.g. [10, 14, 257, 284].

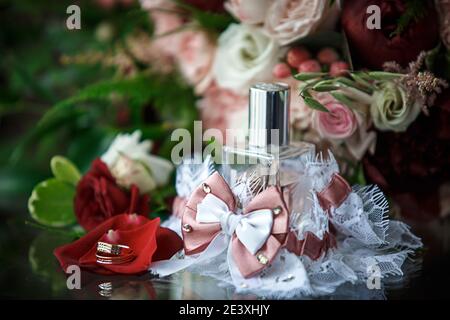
[96, 242, 135, 265]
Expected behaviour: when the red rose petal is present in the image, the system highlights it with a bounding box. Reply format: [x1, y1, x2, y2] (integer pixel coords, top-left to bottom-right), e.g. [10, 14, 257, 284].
[54, 214, 182, 275]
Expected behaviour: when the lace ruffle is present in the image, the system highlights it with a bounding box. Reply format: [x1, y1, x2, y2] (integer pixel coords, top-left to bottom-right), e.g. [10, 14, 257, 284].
[156, 151, 422, 298]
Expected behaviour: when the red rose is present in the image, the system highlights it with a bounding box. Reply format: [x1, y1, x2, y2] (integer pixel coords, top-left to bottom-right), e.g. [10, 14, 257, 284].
[75, 158, 149, 231]
[54, 214, 183, 275]
[341, 0, 440, 69]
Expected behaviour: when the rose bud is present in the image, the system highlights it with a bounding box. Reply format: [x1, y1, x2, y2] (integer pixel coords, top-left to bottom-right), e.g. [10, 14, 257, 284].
[317, 47, 339, 65]
[298, 59, 322, 73]
[330, 61, 350, 77]
[272, 63, 292, 79]
[287, 47, 311, 68]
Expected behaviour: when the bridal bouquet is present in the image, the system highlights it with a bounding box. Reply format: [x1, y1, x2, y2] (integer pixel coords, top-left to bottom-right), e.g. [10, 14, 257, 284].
[133, 0, 450, 218]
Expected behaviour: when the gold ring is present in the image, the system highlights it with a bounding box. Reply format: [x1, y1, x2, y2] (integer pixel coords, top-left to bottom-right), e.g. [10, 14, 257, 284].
[95, 253, 135, 265]
[97, 242, 132, 256]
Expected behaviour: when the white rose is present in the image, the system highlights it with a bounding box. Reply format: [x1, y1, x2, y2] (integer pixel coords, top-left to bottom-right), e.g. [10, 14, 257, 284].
[110, 154, 156, 194]
[212, 24, 282, 94]
[370, 82, 422, 132]
[263, 0, 339, 45]
[101, 131, 174, 190]
[225, 0, 273, 25]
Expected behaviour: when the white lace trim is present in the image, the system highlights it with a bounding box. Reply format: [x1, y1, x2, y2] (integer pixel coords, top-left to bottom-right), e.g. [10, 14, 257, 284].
[158, 151, 422, 298]
[175, 154, 215, 198]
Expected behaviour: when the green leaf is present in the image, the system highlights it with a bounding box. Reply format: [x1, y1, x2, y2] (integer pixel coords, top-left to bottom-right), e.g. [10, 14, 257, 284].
[350, 73, 374, 89]
[390, 0, 427, 37]
[366, 71, 404, 80]
[28, 178, 77, 227]
[330, 92, 357, 109]
[313, 84, 340, 92]
[294, 72, 327, 81]
[303, 97, 330, 112]
[50, 156, 81, 186]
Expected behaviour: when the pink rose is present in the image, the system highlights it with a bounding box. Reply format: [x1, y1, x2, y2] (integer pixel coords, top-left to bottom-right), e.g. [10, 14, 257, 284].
[175, 31, 216, 94]
[313, 95, 358, 140]
[263, 0, 339, 45]
[141, 0, 185, 57]
[126, 33, 175, 74]
[225, 0, 273, 24]
[345, 111, 377, 160]
[197, 85, 248, 144]
[151, 13, 184, 57]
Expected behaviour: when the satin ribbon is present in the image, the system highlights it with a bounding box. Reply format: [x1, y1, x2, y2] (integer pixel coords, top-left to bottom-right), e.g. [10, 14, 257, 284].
[151, 171, 350, 279]
[171, 196, 187, 219]
[181, 172, 288, 280]
[285, 173, 350, 260]
[317, 173, 351, 213]
[285, 231, 337, 260]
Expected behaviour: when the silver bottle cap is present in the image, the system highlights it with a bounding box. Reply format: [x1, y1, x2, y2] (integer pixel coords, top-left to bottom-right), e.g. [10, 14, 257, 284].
[248, 83, 290, 148]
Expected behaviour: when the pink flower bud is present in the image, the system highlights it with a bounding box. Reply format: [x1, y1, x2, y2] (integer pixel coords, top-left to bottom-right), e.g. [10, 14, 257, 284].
[298, 59, 322, 73]
[317, 47, 339, 65]
[287, 47, 311, 68]
[272, 63, 292, 79]
[330, 61, 350, 77]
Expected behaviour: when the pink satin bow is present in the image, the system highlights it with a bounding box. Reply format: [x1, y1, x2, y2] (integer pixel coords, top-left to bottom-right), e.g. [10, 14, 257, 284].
[181, 172, 289, 278]
[285, 173, 351, 260]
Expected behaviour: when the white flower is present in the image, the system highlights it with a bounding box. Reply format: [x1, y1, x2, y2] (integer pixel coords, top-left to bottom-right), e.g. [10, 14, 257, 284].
[101, 131, 174, 190]
[212, 24, 282, 94]
[370, 82, 422, 132]
[263, 0, 339, 45]
[225, 0, 273, 25]
[110, 154, 157, 194]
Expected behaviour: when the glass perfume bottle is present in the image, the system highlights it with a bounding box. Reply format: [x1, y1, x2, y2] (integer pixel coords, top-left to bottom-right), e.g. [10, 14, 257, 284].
[222, 83, 315, 211]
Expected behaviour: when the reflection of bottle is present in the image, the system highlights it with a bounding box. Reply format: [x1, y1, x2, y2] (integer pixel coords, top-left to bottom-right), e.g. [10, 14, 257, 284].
[222, 83, 315, 210]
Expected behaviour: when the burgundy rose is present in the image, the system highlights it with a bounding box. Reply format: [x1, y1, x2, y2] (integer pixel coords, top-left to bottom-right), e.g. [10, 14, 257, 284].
[341, 0, 440, 69]
[183, 0, 225, 12]
[363, 90, 450, 221]
[75, 158, 149, 231]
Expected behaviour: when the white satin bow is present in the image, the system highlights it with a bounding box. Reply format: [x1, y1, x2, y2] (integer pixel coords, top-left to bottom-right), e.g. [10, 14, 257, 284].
[197, 193, 273, 255]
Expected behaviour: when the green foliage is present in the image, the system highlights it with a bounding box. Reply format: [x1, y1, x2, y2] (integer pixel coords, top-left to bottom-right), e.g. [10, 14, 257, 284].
[391, 0, 428, 38]
[296, 70, 405, 113]
[11, 72, 198, 164]
[294, 72, 327, 81]
[28, 178, 77, 228]
[28, 155, 81, 227]
[303, 97, 330, 112]
[50, 156, 81, 186]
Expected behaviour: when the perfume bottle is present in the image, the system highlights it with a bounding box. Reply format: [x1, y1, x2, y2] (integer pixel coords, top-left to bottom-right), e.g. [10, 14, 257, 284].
[222, 83, 315, 210]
